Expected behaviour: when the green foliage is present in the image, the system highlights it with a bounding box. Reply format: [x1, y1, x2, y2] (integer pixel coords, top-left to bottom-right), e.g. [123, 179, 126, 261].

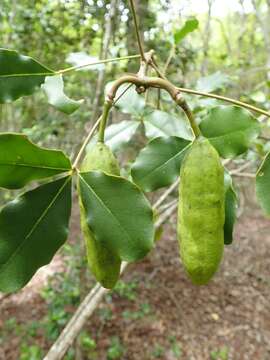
[108, 83, 146, 117]
[78, 171, 154, 262]
[200, 106, 260, 158]
[107, 336, 125, 360]
[143, 109, 193, 140]
[0, 176, 72, 292]
[87, 120, 140, 153]
[20, 344, 43, 360]
[210, 346, 229, 360]
[131, 136, 191, 192]
[122, 302, 151, 320]
[256, 151, 270, 216]
[0, 133, 71, 189]
[174, 18, 199, 44]
[196, 72, 230, 93]
[40, 245, 82, 340]
[224, 172, 238, 245]
[168, 335, 182, 358]
[151, 344, 165, 358]
[80, 331, 96, 349]
[42, 75, 83, 114]
[113, 280, 138, 301]
[0, 48, 54, 103]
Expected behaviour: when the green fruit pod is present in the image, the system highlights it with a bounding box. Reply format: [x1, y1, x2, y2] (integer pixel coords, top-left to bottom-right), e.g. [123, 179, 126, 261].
[178, 137, 225, 285]
[79, 142, 121, 289]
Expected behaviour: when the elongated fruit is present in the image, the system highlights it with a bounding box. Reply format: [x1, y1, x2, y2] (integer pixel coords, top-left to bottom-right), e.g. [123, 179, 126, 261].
[79, 142, 121, 289]
[178, 137, 225, 285]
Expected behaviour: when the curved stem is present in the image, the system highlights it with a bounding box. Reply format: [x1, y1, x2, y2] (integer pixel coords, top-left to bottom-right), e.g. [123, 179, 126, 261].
[98, 101, 113, 142]
[107, 74, 200, 137]
[107, 75, 180, 101]
[177, 98, 200, 137]
[57, 54, 141, 75]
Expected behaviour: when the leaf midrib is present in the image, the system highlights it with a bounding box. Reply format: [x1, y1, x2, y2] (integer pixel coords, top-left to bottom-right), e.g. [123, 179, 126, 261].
[0, 177, 71, 273]
[0, 161, 70, 171]
[137, 143, 191, 183]
[0, 72, 54, 78]
[79, 174, 134, 251]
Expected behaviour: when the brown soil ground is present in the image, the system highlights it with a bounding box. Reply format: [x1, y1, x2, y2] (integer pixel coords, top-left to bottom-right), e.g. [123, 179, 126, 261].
[1, 190, 270, 360]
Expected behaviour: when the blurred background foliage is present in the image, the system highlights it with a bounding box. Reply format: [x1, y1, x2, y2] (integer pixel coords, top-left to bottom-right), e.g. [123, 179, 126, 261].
[0, 0, 269, 156]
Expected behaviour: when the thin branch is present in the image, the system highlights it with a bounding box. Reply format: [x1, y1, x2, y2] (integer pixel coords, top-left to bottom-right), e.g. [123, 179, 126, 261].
[128, 0, 145, 61]
[57, 55, 141, 75]
[114, 83, 133, 103]
[158, 198, 178, 213]
[230, 172, 255, 178]
[153, 179, 179, 210]
[176, 87, 270, 118]
[149, 59, 270, 118]
[229, 161, 252, 175]
[155, 202, 178, 228]
[72, 117, 101, 169]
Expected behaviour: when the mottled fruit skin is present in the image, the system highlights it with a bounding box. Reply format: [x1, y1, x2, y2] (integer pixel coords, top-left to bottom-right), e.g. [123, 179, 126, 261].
[79, 142, 121, 289]
[178, 138, 225, 285]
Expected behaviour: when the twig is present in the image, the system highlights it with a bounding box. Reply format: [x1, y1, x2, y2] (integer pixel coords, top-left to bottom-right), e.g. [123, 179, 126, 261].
[149, 59, 270, 118]
[57, 54, 141, 75]
[113, 83, 134, 103]
[158, 199, 178, 213]
[128, 0, 145, 61]
[153, 179, 179, 210]
[155, 202, 178, 228]
[230, 172, 255, 178]
[229, 161, 252, 175]
[176, 87, 270, 118]
[72, 117, 101, 169]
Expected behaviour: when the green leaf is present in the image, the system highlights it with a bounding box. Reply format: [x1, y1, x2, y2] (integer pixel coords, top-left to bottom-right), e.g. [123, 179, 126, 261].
[0, 48, 54, 103]
[42, 75, 83, 114]
[106, 82, 146, 116]
[224, 172, 238, 245]
[78, 171, 154, 262]
[196, 71, 229, 93]
[200, 106, 260, 158]
[174, 18, 199, 44]
[0, 176, 72, 293]
[256, 152, 270, 216]
[87, 120, 139, 153]
[144, 110, 193, 141]
[0, 133, 71, 189]
[131, 136, 191, 192]
[104, 120, 139, 150]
